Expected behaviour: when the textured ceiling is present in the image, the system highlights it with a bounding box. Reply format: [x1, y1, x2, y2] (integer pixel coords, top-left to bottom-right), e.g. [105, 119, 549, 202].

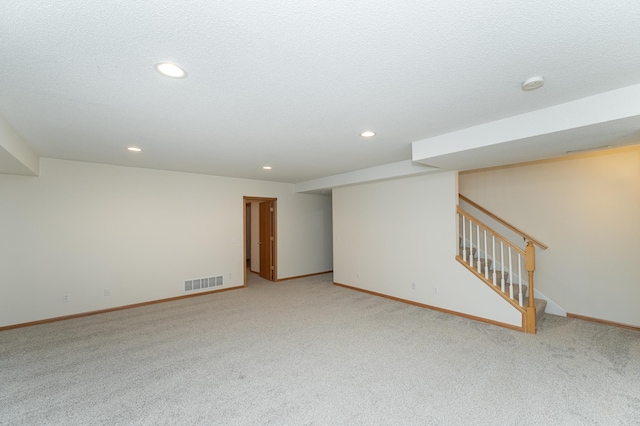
[1, 0, 640, 183]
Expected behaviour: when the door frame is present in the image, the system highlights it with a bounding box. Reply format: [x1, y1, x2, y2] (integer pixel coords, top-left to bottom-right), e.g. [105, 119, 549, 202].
[243, 196, 278, 285]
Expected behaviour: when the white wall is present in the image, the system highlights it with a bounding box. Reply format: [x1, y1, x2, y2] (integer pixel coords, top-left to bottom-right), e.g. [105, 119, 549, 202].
[0, 159, 333, 327]
[332, 172, 522, 327]
[0, 113, 40, 176]
[459, 147, 640, 327]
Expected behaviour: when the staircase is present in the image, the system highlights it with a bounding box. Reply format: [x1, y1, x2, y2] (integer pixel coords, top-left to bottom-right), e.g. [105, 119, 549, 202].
[457, 194, 549, 334]
[458, 241, 547, 323]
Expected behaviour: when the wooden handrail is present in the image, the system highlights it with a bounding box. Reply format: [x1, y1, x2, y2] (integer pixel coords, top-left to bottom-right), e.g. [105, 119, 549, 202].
[459, 194, 548, 250]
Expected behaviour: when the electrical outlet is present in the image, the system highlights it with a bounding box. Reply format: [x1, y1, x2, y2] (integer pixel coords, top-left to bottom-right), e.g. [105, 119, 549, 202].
[411, 282, 416, 290]
[104, 288, 111, 296]
[433, 287, 438, 294]
[357, 272, 360, 279]
[63, 294, 70, 302]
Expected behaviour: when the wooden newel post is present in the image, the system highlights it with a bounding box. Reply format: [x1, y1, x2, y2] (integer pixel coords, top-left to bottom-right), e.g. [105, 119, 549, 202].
[526, 242, 535, 308]
[525, 241, 536, 333]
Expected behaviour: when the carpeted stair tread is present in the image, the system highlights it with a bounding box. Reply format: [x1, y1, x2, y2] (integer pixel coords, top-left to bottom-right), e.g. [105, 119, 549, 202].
[486, 270, 510, 282]
[535, 298, 547, 321]
[474, 258, 493, 269]
[459, 247, 477, 259]
[504, 284, 527, 299]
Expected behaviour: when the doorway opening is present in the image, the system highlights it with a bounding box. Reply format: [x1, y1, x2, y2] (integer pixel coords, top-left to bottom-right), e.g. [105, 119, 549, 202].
[243, 197, 277, 286]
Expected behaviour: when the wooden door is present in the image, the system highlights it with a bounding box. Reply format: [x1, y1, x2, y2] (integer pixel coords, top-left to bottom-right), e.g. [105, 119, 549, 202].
[259, 201, 274, 280]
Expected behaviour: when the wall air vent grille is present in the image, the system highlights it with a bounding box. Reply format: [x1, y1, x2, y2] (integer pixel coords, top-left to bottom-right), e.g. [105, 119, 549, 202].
[184, 276, 224, 292]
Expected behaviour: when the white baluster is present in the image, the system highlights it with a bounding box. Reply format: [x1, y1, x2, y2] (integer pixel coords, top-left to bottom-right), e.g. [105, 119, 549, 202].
[508, 247, 513, 299]
[462, 215, 467, 262]
[468, 222, 472, 267]
[492, 236, 496, 285]
[484, 230, 488, 279]
[518, 253, 523, 307]
[476, 223, 481, 273]
[500, 242, 505, 292]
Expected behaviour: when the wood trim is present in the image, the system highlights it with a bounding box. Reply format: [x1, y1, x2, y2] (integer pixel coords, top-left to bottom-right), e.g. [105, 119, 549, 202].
[243, 198, 249, 287]
[277, 271, 333, 281]
[567, 313, 640, 332]
[0, 286, 243, 332]
[524, 306, 537, 335]
[457, 206, 526, 256]
[243, 196, 278, 202]
[333, 282, 525, 333]
[455, 256, 527, 313]
[459, 194, 548, 250]
[272, 201, 278, 281]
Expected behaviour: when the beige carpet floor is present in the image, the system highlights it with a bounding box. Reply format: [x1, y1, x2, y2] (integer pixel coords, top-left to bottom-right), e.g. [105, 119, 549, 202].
[1, 272, 639, 425]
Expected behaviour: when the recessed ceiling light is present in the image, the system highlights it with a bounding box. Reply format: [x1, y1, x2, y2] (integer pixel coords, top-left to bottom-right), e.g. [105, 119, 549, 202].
[522, 76, 544, 91]
[154, 62, 187, 79]
[263, 166, 272, 170]
[127, 147, 143, 152]
[360, 131, 376, 138]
